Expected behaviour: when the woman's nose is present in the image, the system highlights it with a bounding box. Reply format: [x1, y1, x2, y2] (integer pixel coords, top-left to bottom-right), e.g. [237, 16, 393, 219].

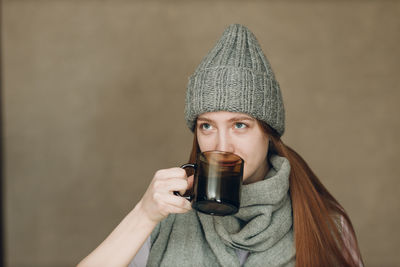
[215, 132, 234, 152]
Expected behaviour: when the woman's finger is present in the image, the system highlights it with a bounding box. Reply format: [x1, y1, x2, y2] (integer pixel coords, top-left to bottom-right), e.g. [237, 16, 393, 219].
[178, 175, 194, 195]
[163, 194, 192, 210]
[187, 175, 194, 190]
[153, 177, 188, 193]
[153, 168, 186, 180]
[153, 192, 192, 212]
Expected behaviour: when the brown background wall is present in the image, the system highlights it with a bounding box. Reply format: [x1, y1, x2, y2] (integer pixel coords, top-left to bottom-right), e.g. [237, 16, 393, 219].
[2, 1, 400, 266]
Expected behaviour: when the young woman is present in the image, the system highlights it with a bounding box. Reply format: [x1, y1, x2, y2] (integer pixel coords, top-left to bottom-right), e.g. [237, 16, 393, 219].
[78, 24, 364, 267]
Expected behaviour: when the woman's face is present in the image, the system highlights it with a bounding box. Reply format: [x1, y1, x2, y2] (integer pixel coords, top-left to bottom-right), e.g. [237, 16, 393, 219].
[196, 111, 270, 184]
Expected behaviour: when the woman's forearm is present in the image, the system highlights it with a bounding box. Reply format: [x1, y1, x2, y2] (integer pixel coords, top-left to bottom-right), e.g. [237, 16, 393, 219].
[77, 201, 157, 267]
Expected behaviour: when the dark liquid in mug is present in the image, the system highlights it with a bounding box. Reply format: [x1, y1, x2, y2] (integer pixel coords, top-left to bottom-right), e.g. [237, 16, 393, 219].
[192, 163, 242, 216]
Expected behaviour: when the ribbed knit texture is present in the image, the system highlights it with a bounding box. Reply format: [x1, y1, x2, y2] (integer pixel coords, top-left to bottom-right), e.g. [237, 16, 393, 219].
[147, 154, 295, 267]
[184, 24, 285, 136]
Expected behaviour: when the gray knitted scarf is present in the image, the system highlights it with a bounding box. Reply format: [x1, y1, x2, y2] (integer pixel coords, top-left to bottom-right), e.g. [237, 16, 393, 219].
[147, 154, 295, 267]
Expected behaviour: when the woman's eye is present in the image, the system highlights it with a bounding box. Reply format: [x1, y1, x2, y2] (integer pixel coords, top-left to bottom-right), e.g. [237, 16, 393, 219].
[200, 123, 212, 130]
[235, 122, 247, 129]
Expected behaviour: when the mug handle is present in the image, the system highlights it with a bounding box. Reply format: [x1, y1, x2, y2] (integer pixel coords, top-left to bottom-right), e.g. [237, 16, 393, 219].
[173, 163, 196, 201]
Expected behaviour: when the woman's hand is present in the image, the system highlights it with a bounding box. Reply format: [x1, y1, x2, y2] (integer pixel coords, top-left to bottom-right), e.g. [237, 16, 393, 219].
[136, 167, 193, 224]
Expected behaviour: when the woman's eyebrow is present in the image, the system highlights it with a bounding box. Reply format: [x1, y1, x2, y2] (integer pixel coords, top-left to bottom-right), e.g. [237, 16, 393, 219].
[196, 118, 213, 124]
[227, 116, 255, 122]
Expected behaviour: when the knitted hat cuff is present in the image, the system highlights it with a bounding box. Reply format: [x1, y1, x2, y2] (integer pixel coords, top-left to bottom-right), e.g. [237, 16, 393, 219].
[184, 66, 285, 136]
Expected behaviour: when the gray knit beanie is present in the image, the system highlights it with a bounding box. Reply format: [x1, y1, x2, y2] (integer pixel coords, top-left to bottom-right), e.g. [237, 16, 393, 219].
[184, 24, 285, 136]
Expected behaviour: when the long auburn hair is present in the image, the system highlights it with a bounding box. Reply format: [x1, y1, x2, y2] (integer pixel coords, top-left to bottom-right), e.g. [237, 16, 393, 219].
[187, 120, 364, 267]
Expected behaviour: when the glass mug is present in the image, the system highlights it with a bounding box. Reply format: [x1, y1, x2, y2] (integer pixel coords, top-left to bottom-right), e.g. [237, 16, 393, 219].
[175, 151, 244, 216]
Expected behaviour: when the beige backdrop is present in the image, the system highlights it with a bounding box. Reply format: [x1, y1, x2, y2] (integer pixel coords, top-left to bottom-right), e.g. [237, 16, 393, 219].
[2, 1, 400, 266]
